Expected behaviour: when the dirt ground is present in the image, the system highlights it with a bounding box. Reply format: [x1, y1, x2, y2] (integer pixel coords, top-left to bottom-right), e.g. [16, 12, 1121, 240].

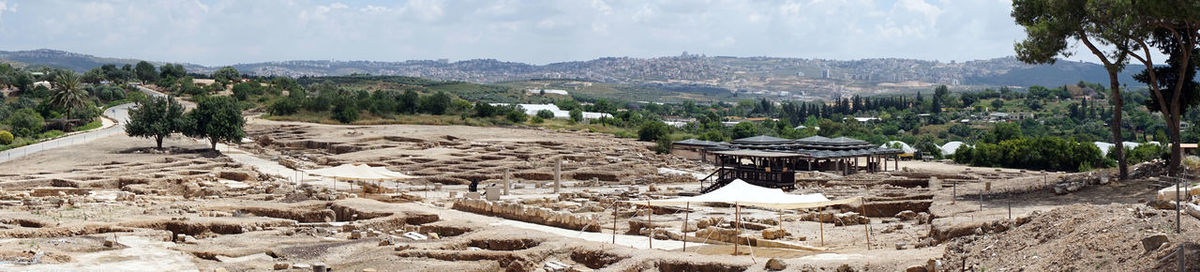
[0, 118, 1197, 272]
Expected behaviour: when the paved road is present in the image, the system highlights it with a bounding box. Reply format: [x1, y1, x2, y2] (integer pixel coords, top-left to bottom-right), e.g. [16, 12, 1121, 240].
[0, 86, 169, 164]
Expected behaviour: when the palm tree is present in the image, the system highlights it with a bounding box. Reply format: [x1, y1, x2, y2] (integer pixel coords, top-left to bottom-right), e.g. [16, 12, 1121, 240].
[48, 71, 88, 131]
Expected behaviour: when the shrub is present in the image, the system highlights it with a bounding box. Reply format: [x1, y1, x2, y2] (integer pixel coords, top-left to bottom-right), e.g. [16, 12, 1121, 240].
[531, 116, 544, 124]
[268, 98, 300, 116]
[474, 102, 497, 117]
[569, 109, 583, 123]
[332, 99, 360, 124]
[536, 109, 555, 119]
[0, 130, 12, 145]
[37, 130, 64, 139]
[504, 109, 527, 123]
[655, 137, 672, 154]
[7, 108, 44, 137]
[638, 121, 670, 141]
[952, 136, 1103, 172]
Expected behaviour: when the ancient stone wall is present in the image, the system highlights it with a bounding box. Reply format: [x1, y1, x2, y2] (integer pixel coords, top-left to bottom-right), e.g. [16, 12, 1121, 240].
[452, 199, 600, 232]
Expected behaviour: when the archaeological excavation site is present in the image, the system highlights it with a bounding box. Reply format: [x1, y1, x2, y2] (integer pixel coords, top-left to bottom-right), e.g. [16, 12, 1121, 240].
[0, 119, 1197, 272]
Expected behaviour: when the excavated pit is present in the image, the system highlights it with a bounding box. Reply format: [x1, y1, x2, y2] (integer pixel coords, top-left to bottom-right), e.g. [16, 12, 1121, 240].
[418, 225, 473, 237]
[467, 238, 541, 251]
[570, 249, 627, 269]
[651, 260, 748, 272]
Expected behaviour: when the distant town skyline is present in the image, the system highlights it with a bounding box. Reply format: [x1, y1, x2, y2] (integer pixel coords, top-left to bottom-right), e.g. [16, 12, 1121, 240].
[0, 0, 1118, 66]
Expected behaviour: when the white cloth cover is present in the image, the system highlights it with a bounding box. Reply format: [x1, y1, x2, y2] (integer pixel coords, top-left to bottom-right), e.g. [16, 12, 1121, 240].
[305, 163, 416, 181]
[637, 179, 860, 209]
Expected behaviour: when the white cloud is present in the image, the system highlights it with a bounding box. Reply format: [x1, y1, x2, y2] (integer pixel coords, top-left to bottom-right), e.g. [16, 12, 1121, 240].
[0, 0, 1042, 65]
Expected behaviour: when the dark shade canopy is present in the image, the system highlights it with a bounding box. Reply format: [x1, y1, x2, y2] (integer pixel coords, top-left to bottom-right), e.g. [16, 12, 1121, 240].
[674, 138, 724, 147]
[731, 135, 792, 145]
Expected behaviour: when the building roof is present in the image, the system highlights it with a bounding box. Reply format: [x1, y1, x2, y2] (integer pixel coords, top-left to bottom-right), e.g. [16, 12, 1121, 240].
[731, 135, 792, 145]
[713, 147, 903, 159]
[673, 138, 723, 147]
[712, 149, 805, 158]
[796, 136, 830, 144]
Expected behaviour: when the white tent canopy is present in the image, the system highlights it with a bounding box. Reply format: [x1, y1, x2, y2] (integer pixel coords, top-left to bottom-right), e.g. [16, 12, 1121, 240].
[305, 163, 416, 181]
[940, 141, 970, 156]
[881, 141, 917, 155]
[637, 179, 860, 209]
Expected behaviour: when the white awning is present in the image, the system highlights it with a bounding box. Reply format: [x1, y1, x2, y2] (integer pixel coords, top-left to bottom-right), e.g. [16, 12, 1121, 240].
[635, 179, 860, 209]
[305, 163, 416, 181]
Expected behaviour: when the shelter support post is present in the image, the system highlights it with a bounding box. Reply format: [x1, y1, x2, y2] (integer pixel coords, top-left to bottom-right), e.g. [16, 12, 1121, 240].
[503, 169, 510, 195]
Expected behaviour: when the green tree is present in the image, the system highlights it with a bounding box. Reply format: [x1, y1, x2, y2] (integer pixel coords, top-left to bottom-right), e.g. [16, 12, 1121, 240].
[637, 121, 670, 141]
[932, 85, 947, 114]
[731, 122, 758, 139]
[1012, 0, 1186, 178]
[536, 109, 555, 119]
[12, 72, 32, 92]
[398, 90, 419, 114]
[267, 97, 300, 116]
[569, 109, 583, 123]
[1128, 11, 1200, 175]
[47, 71, 88, 130]
[473, 102, 496, 117]
[332, 98, 360, 124]
[159, 64, 187, 80]
[182, 96, 246, 151]
[8, 108, 44, 137]
[419, 91, 451, 115]
[990, 99, 1004, 110]
[134, 61, 158, 83]
[505, 109, 528, 123]
[655, 137, 673, 154]
[125, 96, 184, 149]
[212, 66, 240, 86]
[231, 82, 261, 101]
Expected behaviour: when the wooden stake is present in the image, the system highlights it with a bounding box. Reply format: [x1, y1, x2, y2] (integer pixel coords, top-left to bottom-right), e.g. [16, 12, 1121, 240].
[647, 200, 652, 250]
[819, 206, 824, 247]
[612, 206, 617, 244]
[683, 202, 689, 252]
[861, 198, 870, 250]
[778, 209, 784, 231]
[734, 203, 740, 255]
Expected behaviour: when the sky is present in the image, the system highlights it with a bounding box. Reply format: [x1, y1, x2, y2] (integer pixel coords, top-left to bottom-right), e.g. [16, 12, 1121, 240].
[0, 0, 1108, 66]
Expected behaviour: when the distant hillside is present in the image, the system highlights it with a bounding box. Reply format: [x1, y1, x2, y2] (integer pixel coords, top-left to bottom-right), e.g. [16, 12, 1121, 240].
[0, 49, 208, 73]
[0, 49, 1144, 99]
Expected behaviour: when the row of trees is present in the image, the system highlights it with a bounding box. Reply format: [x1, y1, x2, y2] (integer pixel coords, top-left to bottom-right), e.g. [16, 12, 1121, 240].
[952, 136, 1106, 172]
[125, 95, 245, 150]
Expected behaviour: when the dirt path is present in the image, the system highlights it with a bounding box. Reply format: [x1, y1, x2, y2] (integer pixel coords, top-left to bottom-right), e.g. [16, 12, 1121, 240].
[0, 236, 199, 272]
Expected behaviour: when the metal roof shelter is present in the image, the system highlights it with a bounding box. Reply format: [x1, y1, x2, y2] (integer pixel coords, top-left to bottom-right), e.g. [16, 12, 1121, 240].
[729, 135, 801, 150]
[673, 139, 725, 147]
[700, 135, 903, 193]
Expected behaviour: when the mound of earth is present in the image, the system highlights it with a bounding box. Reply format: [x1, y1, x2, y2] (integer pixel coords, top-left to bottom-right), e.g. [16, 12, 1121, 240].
[941, 203, 1200, 272]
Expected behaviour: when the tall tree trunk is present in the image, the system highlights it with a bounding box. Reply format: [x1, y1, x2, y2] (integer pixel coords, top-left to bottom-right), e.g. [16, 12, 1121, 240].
[1109, 73, 1128, 179]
